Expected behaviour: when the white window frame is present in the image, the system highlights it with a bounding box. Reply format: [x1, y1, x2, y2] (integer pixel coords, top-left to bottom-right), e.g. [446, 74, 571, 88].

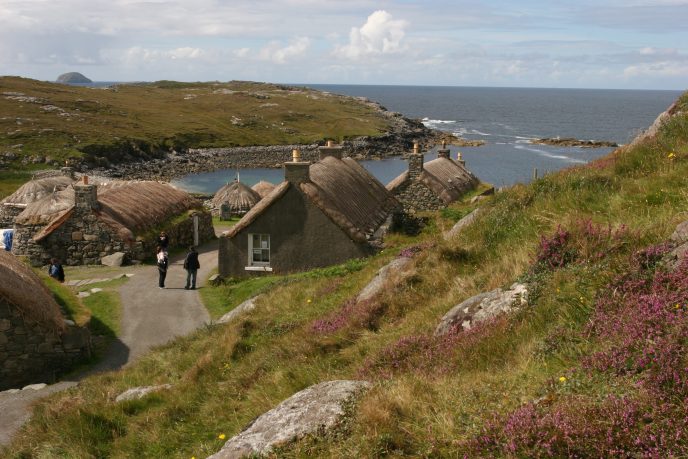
[247, 233, 271, 271]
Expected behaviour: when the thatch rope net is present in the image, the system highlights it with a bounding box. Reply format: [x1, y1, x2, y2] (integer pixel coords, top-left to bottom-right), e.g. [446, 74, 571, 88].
[1, 176, 73, 205]
[251, 180, 276, 198]
[212, 181, 261, 213]
[0, 251, 65, 334]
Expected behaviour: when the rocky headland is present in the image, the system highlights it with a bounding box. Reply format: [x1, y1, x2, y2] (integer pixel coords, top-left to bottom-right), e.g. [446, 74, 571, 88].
[530, 137, 618, 148]
[56, 72, 92, 84]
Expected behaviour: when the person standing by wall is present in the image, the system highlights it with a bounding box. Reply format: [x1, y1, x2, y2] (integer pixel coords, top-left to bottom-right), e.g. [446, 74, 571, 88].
[183, 246, 200, 290]
[48, 258, 65, 282]
[156, 246, 168, 289]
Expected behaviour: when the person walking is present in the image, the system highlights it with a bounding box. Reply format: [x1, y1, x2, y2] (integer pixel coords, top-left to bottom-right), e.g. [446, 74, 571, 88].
[48, 258, 65, 282]
[156, 246, 168, 289]
[183, 246, 200, 290]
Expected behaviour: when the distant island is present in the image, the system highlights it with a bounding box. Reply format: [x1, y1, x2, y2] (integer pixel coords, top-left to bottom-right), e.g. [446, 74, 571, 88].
[56, 72, 92, 84]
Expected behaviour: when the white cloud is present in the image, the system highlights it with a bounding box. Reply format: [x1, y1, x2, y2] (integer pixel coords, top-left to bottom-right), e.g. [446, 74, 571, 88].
[258, 37, 310, 64]
[624, 61, 688, 77]
[334, 10, 408, 60]
[120, 46, 207, 65]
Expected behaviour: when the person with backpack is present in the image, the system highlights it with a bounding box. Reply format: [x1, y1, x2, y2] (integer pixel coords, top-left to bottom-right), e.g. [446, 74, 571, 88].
[156, 246, 168, 289]
[183, 246, 200, 290]
[48, 258, 65, 282]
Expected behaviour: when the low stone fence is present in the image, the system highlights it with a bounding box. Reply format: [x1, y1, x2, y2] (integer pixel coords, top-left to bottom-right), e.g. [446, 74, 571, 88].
[0, 300, 91, 391]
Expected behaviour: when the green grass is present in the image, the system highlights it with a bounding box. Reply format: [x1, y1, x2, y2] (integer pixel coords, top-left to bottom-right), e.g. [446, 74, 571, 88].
[4, 92, 688, 458]
[0, 77, 394, 171]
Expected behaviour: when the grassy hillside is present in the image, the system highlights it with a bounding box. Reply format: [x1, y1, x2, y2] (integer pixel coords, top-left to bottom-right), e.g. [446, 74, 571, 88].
[3, 92, 687, 458]
[0, 77, 392, 170]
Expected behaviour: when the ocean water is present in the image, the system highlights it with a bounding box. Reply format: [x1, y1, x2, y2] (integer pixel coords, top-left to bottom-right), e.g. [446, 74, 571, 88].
[169, 86, 682, 192]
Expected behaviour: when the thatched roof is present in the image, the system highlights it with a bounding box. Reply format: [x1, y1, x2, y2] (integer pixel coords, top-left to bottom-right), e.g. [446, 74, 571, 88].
[1, 176, 73, 205]
[251, 180, 276, 198]
[0, 251, 65, 334]
[302, 157, 399, 242]
[225, 157, 399, 243]
[17, 181, 201, 242]
[212, 181, 261, 212]
[224, 181, 290, 238]
[387, 157, 479, 204]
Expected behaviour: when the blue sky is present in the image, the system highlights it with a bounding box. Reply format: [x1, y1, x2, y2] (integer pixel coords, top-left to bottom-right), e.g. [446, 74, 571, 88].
[0, 0, 686, 89]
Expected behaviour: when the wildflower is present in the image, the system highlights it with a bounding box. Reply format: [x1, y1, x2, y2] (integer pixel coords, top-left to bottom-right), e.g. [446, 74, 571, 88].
[218, 433, 226, 440]
[307, 299, 312, 303]
[668, 152, 676, 159]
[559, 376, 567, 383]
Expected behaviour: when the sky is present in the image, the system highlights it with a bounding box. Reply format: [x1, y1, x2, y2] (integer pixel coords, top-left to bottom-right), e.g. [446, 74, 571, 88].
[0, 0, 686, 89]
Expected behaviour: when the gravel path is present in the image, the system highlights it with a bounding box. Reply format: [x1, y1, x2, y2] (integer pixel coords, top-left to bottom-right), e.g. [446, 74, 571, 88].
[0, 238, 220, 447]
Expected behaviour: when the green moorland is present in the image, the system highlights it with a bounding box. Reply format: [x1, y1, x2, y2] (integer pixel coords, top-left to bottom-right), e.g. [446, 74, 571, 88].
[4, 92, 688, 457]
[0, 77, 392, 171]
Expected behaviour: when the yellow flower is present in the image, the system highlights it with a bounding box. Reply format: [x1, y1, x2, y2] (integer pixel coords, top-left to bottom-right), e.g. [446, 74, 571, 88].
[668, 152, 676, 159]
[218, 433, 226, 440]
[559, 376, 567, 383]
[307, 299, 312, 303]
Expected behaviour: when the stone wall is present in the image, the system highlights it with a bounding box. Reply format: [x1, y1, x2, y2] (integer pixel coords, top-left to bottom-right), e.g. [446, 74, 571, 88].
[0, 300, 91, 390]
[13, 209, 215, 266]
[392, 180, 446, 214]
[0, 204, 24, 228]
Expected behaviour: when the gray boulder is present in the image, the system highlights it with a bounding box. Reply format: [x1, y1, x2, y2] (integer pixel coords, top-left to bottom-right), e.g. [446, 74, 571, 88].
[101, 252, 125, 267]
[444, 208, 481, 240]
[667, 220, 688, 270]
[671, 221, 688, 244]
[435, 283, 528, 336]
[115, 384, 172, 402]
[356, 257, 412, 303]
[216, 296, 260, 325]
[208, 380, 371, 458]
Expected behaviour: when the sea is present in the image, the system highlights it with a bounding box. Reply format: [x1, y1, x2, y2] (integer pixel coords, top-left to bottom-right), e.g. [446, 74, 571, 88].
[160, 85, 681, 193]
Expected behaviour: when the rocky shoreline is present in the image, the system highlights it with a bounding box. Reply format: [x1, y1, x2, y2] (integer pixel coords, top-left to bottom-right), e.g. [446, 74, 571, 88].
[85, 102, 455, 181]
[530, 137, 618, 148]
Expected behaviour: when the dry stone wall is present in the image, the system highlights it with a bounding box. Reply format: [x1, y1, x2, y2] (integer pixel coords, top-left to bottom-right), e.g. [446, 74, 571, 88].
[392, 180, 445, 213]
[0, 300, 91, 391]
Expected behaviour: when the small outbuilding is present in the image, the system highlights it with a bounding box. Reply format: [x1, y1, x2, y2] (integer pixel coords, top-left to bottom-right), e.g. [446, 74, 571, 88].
[212, 180, 262, 220]
[12, 179, 214, 266]
[0, 250, 91, 390]
[387, 143, 479, 213]
[219, 144, 399, 278]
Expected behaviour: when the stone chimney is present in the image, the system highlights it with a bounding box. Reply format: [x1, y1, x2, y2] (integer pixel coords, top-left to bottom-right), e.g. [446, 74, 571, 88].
[61, 166, 75, 179]
[284, 149, 310, 184]
[408, 142, 424, 180]
[456, 151, 466, 166]
[437, 140, 451, 159]
[319, 140, 343, 160]
[74, 176, 98, 211]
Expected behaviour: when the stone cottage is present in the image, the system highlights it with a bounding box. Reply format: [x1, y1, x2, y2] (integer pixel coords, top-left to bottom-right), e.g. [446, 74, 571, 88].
[387, 143, 479, 213]
[0, 250, 91, 390]
[219, 144, 399, 278]
[12, 178, 215, 266]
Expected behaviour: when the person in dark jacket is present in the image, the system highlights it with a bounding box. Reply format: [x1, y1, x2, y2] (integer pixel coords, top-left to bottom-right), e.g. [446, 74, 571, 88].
[156, 246, 168, 288]
[157, 231, 169, 251]
[183, 246, 201, 290]
[48, 258, 65, 282]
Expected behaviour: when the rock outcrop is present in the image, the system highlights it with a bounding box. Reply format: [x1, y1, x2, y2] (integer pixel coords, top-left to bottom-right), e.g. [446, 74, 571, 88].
[435, 283, 528, 336]
[666, 220, 688, 270]
[444, 208, 481, 240]
[216, 296, 260, 325]
[208, 380, 370, 458]
[115, 384, 172, 402]
[56, 72, 92, 84]
[530, 138, 618, 148]
[356, 257, 413, 303]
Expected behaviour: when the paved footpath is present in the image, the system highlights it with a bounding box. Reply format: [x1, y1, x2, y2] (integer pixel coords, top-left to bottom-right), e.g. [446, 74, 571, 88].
[0, 238, 219, 447]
